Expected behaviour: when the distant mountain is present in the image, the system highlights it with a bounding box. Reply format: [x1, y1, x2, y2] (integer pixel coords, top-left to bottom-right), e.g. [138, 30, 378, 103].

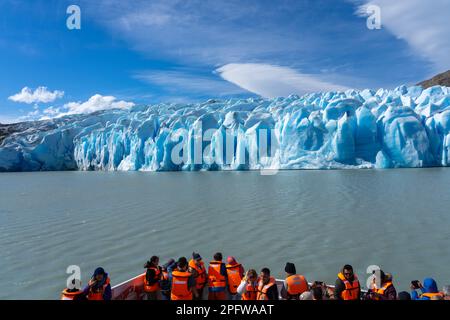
[418, 70, 450, 88]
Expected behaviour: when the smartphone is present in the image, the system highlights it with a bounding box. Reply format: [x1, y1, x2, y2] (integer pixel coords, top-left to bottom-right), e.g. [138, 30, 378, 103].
[411, 280, 420, 289]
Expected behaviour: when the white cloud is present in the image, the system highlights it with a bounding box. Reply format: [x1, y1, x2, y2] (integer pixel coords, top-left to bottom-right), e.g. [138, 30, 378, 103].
[61, 94, 135, 115]
[10, 94, 135, 122]
[216, 63, 349, 98]
[357, 0, 450, 71]
[8, 86, 64, 104]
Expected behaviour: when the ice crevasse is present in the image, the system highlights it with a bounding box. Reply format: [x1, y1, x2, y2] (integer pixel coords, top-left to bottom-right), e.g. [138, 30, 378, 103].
[1, 85, 450, 172]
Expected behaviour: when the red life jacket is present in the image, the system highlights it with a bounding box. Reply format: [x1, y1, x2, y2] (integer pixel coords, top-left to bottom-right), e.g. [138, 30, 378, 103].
[208, 261, 227, 289]
[337, 273, 360, 300]
[61, 289, 84, 300]
[257, 277, 276, 300]
[189, 259, 207, 289]
[171, 270, 193, 300]
[226, 264, 243, 294]
[286, 274, 308, 299]
[421, 292, 444, 299]
[144, 266, 161, 293]
[242, 282, 258, 300]
[87, 277, 110, 300]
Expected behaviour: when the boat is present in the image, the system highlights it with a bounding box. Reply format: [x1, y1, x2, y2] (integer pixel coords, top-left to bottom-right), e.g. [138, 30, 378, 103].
[111, 273, 340, 300]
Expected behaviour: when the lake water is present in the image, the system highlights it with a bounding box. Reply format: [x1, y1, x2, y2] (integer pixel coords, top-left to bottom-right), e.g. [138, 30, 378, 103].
[0, 169, 449, 299]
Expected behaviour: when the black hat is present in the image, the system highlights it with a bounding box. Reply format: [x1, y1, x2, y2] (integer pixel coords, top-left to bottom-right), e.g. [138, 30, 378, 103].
[285, 262, 296, 274]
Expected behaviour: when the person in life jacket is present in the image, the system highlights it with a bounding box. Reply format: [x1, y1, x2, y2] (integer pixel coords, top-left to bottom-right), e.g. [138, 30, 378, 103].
[257, 268, 279, 300]
[367, 270, 397, 300]
[143, 256, 162, 300]
[169, 257, 197, 300]
[61, 279, 85, 300]
[189, 252, 208, 300]
[82, 267, 111, 301]
[281, 262, 309, 300]
[237, 269, 259, 300]
[411, 278, 444, 300]
[160, 259, 175, 300]
[226, 256, 245, 300]
[334, 265, 360, 300]
[208, 252, 228, 300]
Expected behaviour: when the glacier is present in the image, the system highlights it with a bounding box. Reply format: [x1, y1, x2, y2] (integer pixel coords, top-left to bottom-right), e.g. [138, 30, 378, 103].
[1, 85, 450, 172]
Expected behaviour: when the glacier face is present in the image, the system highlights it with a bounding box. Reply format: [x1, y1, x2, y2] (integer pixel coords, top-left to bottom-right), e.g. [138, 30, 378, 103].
[1, 85, 450, 172]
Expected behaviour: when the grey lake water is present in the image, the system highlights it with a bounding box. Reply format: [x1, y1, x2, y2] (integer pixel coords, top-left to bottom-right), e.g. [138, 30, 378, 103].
[1, 169, 450, 299]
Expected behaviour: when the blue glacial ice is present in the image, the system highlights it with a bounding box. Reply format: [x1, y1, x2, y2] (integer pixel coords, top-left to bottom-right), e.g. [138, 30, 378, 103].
[1, 85, 450, 172]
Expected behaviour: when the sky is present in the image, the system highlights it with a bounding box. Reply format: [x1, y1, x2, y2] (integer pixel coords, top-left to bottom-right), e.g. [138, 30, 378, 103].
[0, 0, 449, 123]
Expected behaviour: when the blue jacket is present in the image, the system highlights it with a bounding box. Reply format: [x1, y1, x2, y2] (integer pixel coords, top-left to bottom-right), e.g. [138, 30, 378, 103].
[411, 278, 438, 300]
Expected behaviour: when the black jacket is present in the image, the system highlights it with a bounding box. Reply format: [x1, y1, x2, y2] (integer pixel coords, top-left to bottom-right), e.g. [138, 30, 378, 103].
[145, 266, 162, 285]
[265, 283, 279, 300]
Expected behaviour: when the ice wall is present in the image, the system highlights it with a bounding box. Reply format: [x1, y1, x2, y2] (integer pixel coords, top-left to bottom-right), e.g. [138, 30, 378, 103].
[1, 85, 450, 172]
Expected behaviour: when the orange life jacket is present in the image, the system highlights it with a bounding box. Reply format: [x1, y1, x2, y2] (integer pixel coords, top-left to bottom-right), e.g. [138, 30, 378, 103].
[144, 266, 161, 293]
[171, 270, 193, 300]
[87, 277, 110, 300]
[257, 276, 276, 300]
[208, 261, 227, 289]
[226, 264, 243, 294]
[286, 274, 308, 299]
[337, 273, 360, 300]
[61, 289, 84, 300]
[373, 281, 393, 300]
[189, 259, 207, 289]
[421, 292, 444, 299]
[242, 282, 258, 300]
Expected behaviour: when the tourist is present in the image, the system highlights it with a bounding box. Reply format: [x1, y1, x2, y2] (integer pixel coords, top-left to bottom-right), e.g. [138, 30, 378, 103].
[237, 269, 259, 300]
[160, 259, 174, 300]
[143, 256, 162, 300]
[397, 291, 411, 300]
[411, 278, 444, 300]
[83, 267, 111, 300]
[169, 257, 197, 300]
[188, 252, 208, 300]
[226, 256, 245, 300]
[207, 252, 228, 300]
[334, 265, 361, 300]
[257, 268, 279, 300]
[366, 271, 397, 300]
[311, 286, 324, 300]
[280, 262, 309, 300]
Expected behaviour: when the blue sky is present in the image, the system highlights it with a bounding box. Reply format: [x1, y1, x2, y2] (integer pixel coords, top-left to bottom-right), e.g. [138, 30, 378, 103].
[0, 0, 448, 123]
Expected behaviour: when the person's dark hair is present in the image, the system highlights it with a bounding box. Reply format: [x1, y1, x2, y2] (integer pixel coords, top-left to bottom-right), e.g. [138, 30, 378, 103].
[214, 252, 223, 261]
[247, 269, 257, 279]
[177, 257, 188, 269]
[261, 267, 270, 276]
[312, 287, 323, 300]
[144, 256, 159, 268]
[150, 256, 159, 264]
[343, 265, 353, 272]
[397, 291, 411, 300]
